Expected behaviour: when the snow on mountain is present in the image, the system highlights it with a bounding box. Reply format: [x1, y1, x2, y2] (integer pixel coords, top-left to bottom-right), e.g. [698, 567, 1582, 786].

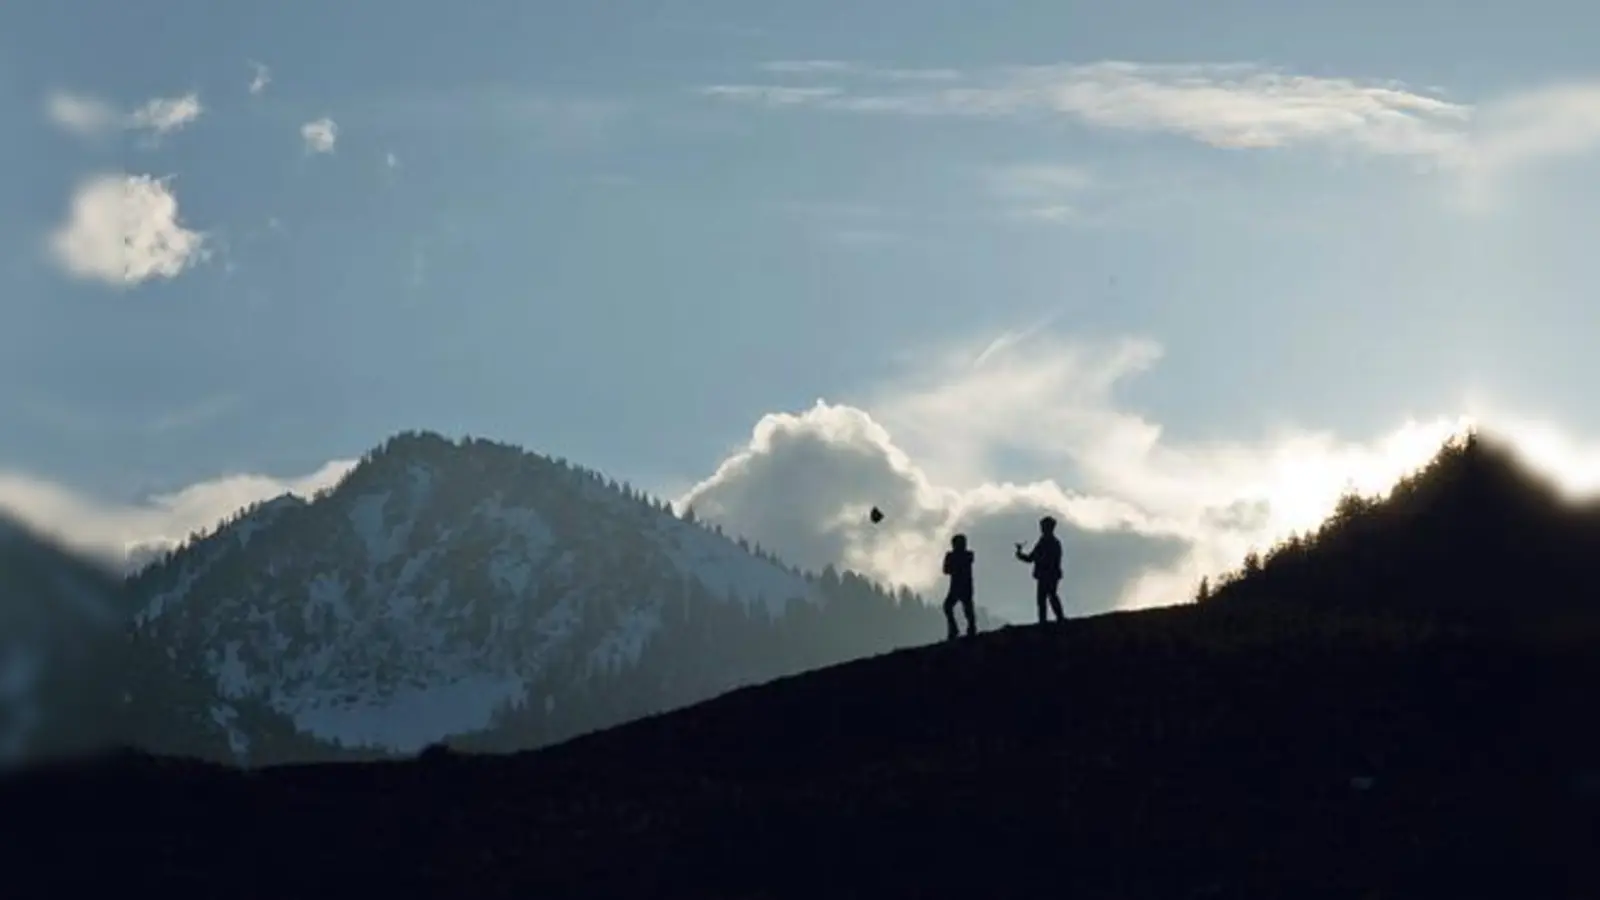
[125, 432, 831, 759]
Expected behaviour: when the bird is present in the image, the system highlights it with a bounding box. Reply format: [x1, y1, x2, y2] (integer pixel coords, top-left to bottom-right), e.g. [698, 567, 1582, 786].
[869, 506, 884, 524]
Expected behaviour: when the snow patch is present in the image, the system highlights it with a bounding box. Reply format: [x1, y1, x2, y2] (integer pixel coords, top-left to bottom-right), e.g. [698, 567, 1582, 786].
[654, 517, 816, 616]
[287, 674, 528, 754]
[588, 602, 662, 673]
[347, 491, 394, 561]
[209, 704, 251, 759]
[213, 641, 251, 700]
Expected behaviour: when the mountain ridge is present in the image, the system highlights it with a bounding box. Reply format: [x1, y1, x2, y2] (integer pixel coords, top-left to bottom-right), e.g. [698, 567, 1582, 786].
[6, 429, 976, 769]
[3, 430, 1592, 898]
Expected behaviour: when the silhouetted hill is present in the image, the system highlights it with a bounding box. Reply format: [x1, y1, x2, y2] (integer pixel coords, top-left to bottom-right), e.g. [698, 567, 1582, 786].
[2, 432, 1595, 898]
[1203, 431, 1600, 631]
[0, 512, 130, 765]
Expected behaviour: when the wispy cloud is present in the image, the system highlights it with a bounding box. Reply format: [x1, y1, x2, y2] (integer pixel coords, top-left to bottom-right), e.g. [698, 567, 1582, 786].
[301, 117, 338, 153]
[45, 90, 203, 142]
[700, 85, 844, 106]
[248, 61, 271, 95]
[701, 61, 1600, 190]
[759, 60, 964, 81]
[0, 459, 354, 570]
[356, 88, 628, 149]
[144, 394, 243, 434]
[45, 174, 208, 287]
[983, 163, 1096, 223]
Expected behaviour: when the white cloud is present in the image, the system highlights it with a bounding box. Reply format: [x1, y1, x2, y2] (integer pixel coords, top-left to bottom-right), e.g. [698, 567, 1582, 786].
[44, 92, 120, 138]
[679, 326, 1600, 620]
[761, 60, 859, 76]
[700, 61, 1600, 188]
[983, 163, 1097, 223]
[760, 60, 963, 81]
[0, 460, 356, 572]
[301, 117, 338, 153]
[126, 94, 203, 135]
[385, 151, 400, 169]
[700, 85, 844, 106]
[45, 90, 202, 141]
[46, 174, 208, 287]
[249, 61, 271, 95]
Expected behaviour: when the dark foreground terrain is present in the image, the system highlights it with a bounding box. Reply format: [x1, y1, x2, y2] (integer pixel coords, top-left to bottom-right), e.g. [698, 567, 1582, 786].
[4, 606, 1596, 899]
[3, 434, 1598, 898]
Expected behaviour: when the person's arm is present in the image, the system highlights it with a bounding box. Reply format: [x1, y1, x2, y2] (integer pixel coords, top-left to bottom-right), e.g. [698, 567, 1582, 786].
[1014, 543, 1032, 562]
[942, 552, 953, 575]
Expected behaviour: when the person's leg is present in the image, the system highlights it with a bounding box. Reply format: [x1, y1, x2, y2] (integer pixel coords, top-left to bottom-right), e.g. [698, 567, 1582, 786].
[959, 590, 976, 636]
[1046, 579, 1065, 621]
[942, 592, 960, 640]
[1035, 580, 1048, 624]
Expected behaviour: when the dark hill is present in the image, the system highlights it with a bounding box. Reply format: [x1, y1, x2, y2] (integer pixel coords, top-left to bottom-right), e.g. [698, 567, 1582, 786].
[2, 432, 1597, 899]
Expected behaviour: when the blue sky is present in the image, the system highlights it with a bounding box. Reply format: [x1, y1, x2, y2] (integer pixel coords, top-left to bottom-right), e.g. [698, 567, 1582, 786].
[8, 0, 1600, 617]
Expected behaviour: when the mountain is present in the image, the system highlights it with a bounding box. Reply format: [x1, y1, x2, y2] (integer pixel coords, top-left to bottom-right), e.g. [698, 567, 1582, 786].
[0, 513, 131, 766]
[5, 431, 1596, 899]
[104, 430, 965, 764]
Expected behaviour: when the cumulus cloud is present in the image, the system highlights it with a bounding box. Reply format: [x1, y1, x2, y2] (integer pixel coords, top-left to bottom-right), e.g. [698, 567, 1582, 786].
[700, 61, 1600, 186]
[301, 117, 338, 153]
[677, 326, 1600, 621]
[46, 174, 208, 287]
[676, 397, 1192, 621]
[0, 461, 356, 572]
[249, 61, 271, 95]
[45, 90, 202, 142]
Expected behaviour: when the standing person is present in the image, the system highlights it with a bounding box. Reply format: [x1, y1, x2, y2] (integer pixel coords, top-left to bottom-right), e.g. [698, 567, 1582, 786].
[1015, 516, 1066, 624]
[942, 534, 977, 641]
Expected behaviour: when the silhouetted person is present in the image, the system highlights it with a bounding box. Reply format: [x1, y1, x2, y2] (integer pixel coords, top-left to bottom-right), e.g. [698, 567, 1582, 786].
[1015, 516, 1066, 624]
[942, 533, 976, 641]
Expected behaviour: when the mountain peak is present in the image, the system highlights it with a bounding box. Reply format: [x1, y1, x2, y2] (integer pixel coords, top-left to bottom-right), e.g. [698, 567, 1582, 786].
[106, 429, 944, 765]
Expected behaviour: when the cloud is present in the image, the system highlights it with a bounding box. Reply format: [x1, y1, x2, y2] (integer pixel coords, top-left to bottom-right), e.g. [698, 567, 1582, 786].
[700, 85, 844, 106]
[700, 61, 1600, 187]
[826, 228, 902, 248]
[759, 60, 963, 81]
[301, 117, 338, 153]
[355, 89, 627, 149]
[45, 90, 202, 142]
[249, 61, 271, 95]
[0, 461, 356, 572]
[675, 398, 1194, 621]
[46, 174, 208, 287]
[126, 94, 203, 135]
[679, 326, 1600, 620]
[385, 151, 400, 169]
[983, 163, 1097, 223]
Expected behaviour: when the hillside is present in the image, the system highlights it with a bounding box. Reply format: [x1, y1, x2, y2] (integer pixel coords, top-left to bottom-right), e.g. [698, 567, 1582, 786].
[0, 514, 130, 766]
[8, 430, 969, 768]
[3, 431, 1596, 898]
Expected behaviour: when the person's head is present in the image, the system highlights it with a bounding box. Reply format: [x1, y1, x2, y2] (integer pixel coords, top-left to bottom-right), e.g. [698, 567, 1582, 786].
[951, 533, 968, 551]
[1039, 515, 1057, 535]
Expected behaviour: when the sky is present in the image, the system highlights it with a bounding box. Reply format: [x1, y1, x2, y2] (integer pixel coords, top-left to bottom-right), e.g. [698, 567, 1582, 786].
[8, 0, 1600, 621]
